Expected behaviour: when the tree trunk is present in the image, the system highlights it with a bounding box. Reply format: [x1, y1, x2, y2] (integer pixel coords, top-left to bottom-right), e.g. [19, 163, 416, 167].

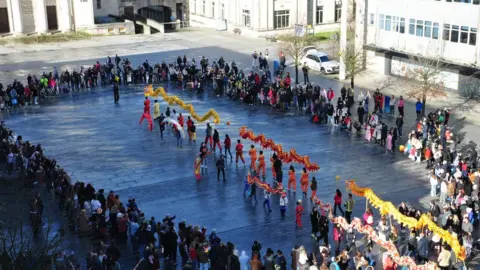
[422, 94, 426, 117]
[295, 63, 299, 85]
[350, 76, 355, 89]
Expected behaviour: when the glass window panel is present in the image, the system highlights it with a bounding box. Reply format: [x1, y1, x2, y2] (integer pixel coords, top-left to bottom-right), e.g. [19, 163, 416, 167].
[400, 18, 405, 33]
[451, 25, 459, 42]
[470, 32, 477, 45]
[409, 19, 415, 35]
[379, 14, 385, 30]
[433, 23, 439, 39]
[385, 15, 391, 31]
[474, 0, 480, 4]
[416, 20, 424, 37]
[443, 24, 450, 41]
[425, 21, 432, 37]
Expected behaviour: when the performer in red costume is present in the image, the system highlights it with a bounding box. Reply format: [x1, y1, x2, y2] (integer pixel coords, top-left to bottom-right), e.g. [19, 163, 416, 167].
[295, 200, 304, 228]
[139, 97, 153, 131]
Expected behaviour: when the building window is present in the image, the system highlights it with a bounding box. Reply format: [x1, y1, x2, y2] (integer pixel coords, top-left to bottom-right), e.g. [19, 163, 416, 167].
[274, 10, 290, 29]
[474, 0, 480, 4]
[424, 21, 432, 37]
[416, 20, 424, 36]
[242, 9, 250, 27]
[202, 0, 206, 15]
[193, 0, 196, 13]
[409, 19, 415, 35]
[460, 26, 469, 43]
[211, 2, 215, 18]
[470, 28, 477, 45]
[399, 18, 405, 33]
[443, 24, 450, 40]
[369, 13, 374, 25]
[433, 23, 439, 39]
[379, 14, 385, 30]
[316, 6, 323, 24]
[221, 3, 224, 19]
[385, 15, 391, 31]
[451, 25, 459, 42]
[96, 0, 101, 9]
[334, 4, 341, 22]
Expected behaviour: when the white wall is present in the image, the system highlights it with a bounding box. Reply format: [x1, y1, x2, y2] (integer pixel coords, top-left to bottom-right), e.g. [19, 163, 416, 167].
[367, 0, 479, 65]
[34, 0, 48, 32]
[73, 0, 94, 27]
[189, 0, 339, 32]
[56, 0, 72, 31]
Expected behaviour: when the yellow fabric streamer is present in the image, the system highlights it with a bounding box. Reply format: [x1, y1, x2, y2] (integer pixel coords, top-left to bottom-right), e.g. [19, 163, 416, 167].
[346, 180, 466, 261]
[144, 85, 220, 124]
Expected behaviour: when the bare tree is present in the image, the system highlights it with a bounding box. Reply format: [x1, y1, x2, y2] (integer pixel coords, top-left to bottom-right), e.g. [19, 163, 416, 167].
[404, 55, 447, 116]
[278, 34, 314, 84]
[340, 44, 364, 89]
[0, 198, 64, 270]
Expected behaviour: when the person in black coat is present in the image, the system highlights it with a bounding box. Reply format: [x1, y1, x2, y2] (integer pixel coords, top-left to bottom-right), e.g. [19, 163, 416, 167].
[310, 207, 320, 239]
[357, 104, 365, 125]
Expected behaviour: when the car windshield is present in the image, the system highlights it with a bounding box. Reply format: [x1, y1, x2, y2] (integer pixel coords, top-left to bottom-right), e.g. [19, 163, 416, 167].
[319, 56, 330, 62]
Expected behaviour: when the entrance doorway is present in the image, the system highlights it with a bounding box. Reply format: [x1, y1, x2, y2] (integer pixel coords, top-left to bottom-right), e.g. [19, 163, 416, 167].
[176, 3, 183, 22]
[46, 6, 58, 30]
[0, 8, 10, 33]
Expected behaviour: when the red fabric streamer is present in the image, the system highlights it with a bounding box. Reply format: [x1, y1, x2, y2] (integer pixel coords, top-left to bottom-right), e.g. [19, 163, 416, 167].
[239, 126, 320, 172]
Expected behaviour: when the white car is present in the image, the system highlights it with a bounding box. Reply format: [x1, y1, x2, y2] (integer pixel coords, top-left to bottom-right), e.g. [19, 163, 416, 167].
[301, 51, 340, 75]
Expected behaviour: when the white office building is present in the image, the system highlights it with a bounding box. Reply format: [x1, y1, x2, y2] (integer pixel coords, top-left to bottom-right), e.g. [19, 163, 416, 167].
[355, 0, 480, 90]
[188, 0, 342, 36]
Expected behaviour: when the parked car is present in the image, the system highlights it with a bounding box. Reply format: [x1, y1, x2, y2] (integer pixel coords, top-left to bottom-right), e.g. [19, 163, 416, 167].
[301, 46, 317, 57]
[301, 51, 340, 74]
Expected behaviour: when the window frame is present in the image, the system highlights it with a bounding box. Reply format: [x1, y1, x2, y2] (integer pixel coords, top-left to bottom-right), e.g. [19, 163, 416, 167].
[274, 10, 290, 29]
[211, 1, 215, 18]
[470, 27, 477, 45]
[316, 6, 324, 25]
[379, 14, 385, 30]
[409, 19, 415, 35]
[424, 21, 432, 38]
[451, 24, 459, 42]
[334, 4, 341, 22]
[242, 9, 251, 27]
[96, 0, 101, 9]
[416, 20, 424, 37]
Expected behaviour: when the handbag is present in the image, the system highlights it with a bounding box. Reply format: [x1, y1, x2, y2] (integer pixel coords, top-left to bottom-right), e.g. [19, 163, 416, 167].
[11, 98, 17, 105]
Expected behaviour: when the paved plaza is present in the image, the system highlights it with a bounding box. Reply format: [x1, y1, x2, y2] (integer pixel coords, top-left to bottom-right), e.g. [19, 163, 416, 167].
[1, 30, 477, 267]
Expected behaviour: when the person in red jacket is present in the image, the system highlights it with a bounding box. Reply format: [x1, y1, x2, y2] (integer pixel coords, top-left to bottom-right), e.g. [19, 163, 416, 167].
[186, 117, 193, 141]
[235, 139, 245, 166]
[333, 189, 344, 216]
[284, 73, 291, 87]
[224, 134, 233, 160]
[295, 200, 304, 228]
[178, 113, 184, 127]
[139, 97, 153, 131]
[327, 88, 335, 102]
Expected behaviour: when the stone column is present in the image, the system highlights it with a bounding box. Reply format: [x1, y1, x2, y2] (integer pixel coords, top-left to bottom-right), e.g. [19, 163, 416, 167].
[34, 0, 48, 33]
[7, 0, 24, 33]
[56, 0, 71, 32]
[338, 0, 348, 80]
